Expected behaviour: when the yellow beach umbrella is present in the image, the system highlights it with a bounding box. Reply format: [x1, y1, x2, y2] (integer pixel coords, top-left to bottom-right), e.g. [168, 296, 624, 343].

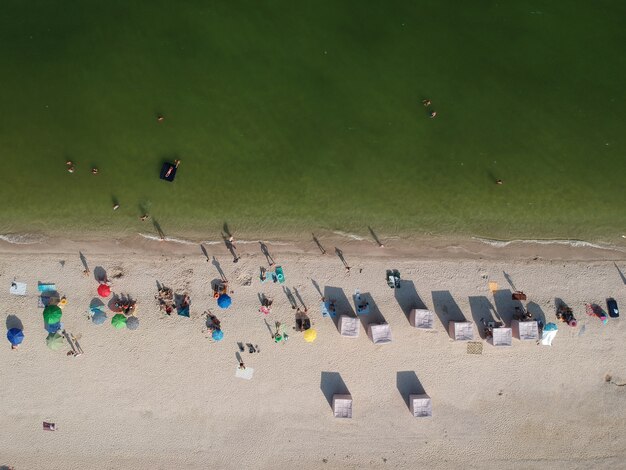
[303, 329, 317, 343]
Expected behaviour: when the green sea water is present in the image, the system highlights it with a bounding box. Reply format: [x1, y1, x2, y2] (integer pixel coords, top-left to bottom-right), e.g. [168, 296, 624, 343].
[1, 1, 625, 241]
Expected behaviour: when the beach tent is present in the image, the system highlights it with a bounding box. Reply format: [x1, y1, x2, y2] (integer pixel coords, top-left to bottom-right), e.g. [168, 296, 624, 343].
[91, 310, 107, 325]
[490, 327, 512, 346]
[367, 323, 392, 344]
[541, 323, 558, 346]
[449, 321, 474, 341]
[46, 332, 64, 350]
[111, 314, 127, 329]
[126, 316, 139, 330]
[410, 309, 434, 329]
[97, 283, 111, 297]
[338, 316, 359, 338]
[43, 305, 62, 325]
[303, 329, 317, 342]
[7, 328, 24, 346]
[332, 394, 353, 418]
[409, 394, 433, 418]
[511, 320, 539, 341]
[217, 294, 231, 309]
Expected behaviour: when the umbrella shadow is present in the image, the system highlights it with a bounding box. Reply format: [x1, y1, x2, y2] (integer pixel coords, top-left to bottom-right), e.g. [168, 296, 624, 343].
[397, 371, 426, 409]
[320, 372, 350, 409]
[493, 289, 523, 326]
[263, 318, 274, 338]
[355, 291, 386, 330]
[93, 266, 108, 283]
[6, 314, 23, 331]
[526, 301, 546, 325]
[431, 290, 466, 330]
[324, 286, 353, 329]
[468, 296, 497, 339]
[394, 280, 427, 324]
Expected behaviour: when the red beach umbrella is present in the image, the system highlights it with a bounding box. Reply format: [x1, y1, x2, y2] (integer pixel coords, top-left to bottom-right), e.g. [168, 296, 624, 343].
[97, 283, 111, 297]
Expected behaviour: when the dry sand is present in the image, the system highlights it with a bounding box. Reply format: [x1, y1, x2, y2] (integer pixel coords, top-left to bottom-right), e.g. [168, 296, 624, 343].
[1, 234, 625, 470]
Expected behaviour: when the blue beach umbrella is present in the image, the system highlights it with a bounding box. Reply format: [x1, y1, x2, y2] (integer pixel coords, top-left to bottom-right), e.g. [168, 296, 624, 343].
[126, 316, 139, 330]
[217, 294, 231, 309]
[92, 309, 107, 325]
[212, 329, 224, 341]
[7, 328, 24, 346]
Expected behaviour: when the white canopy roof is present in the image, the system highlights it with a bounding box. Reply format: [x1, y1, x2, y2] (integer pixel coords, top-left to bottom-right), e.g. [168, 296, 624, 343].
[368, 323, 392, 344]
[339, 315, 359, 338]
[448, 321, 474, 341]
[410, 309, 434, 329]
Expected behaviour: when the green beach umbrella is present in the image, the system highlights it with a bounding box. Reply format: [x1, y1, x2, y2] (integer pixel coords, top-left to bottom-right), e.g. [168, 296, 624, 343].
[111, 314, 127, 329]
[43, 305, 63, 325]
[46, 332, 65, 350]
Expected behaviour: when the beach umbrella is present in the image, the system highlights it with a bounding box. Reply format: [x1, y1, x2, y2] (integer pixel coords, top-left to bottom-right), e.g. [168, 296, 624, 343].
[46, 332, 64, 350]
[7, 328, 24, 346]
[43, 305, 63, 325]
[303, 329, 317, 343]
[126, 316, 139, 330]
[212, 329, 224, 341]
[97, 283, 111, 297]
[217, 294, 231, 309]
[111, 314, 127, 329]
[91, 310, 107, 325]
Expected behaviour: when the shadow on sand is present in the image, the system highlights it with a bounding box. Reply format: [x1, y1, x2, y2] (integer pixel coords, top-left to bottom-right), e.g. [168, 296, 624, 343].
[396, 371, 425, 409]
[320, 372, 350, 409]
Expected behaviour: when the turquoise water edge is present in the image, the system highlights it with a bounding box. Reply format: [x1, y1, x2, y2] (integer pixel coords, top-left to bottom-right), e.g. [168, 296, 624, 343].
[1, 1, 625, 242]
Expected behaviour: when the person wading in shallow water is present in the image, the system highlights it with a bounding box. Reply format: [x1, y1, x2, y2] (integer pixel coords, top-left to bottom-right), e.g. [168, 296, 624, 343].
[66, 161, 75, 173]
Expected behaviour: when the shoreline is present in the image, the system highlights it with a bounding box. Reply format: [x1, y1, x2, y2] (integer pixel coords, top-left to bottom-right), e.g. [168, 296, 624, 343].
[1, 230, 625, 263]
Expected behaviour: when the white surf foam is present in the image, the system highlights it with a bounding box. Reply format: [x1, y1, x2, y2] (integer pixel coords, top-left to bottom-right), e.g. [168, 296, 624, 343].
[138, 233, 196, 245]
[332, 231, 366, 241]
[0, 233, 46, 245]
[472, 237, 622, 251]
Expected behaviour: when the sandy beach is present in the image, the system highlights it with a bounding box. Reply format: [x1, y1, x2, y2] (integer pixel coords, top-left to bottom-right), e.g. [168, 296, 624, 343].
[1, 234, 625, 469]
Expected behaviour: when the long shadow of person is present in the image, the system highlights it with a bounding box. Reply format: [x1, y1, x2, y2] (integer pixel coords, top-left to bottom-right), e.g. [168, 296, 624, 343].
[312, 233, 326, 255]
[153, 220, 166, 240]
[212, 257, 227, 282]
[259, 242, 275, 265]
